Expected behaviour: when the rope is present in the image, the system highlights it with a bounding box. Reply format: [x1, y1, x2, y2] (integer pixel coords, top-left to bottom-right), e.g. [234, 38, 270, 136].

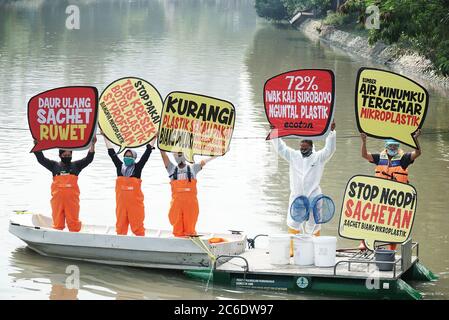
[13, 210, 32, 215]
[189, 236, 217, 292]
[2, 125, 448, 139]
[189, 236, 217, 264]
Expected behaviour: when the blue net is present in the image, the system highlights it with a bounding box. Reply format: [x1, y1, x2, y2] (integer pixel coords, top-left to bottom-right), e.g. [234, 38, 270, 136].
[290, 196, 310, 223]
[311, 195, 335, 224]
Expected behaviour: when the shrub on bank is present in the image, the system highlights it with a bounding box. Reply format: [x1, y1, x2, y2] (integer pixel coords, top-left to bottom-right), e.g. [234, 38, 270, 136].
[282, 0, 333, 17]
[323, 12, 352, 26]
[368, 0, 449, 76]
[255, 0, 289, 21]
[255, 0, 449, 76]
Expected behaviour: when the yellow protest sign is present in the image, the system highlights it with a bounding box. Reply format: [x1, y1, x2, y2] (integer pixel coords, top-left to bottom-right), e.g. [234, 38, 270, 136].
[339, 175, 417, 250]
[158, 91, 235, 163]
[98, 77, 163, 153]
[355, 68, 428, 148]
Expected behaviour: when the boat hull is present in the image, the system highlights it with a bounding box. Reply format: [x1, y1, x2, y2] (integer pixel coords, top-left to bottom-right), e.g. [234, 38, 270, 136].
[9, 215, 246, 270]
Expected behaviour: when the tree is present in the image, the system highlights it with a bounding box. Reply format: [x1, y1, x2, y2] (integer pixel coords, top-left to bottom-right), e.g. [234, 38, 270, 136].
[255, 0, 289, 21]
[369, 0, 449, 76]
[282, 0, 333, 16]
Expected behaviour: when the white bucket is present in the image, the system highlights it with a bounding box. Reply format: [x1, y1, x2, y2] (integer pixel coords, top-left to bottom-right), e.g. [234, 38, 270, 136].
[293, 235, 314, 266]
[313, 236, 337, 267]
[268, 234, 291, 265]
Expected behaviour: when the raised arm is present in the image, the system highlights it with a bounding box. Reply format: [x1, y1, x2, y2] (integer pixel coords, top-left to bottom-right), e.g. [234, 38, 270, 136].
[199, 156, 217, 168]
[102, 133, 115, 150]
[160, 150, 171, 169]
[316, 121, 337, 163]
[410, 129, 422, 161]
[136, 136, 157, 168]
[33, 140, 56, 172]
[271, 138, 294, 162]
[75, 136, 96, 170]
[360, 133, 374, 162]
[88, 135, 96, 153]
[103, 133, 122, 168]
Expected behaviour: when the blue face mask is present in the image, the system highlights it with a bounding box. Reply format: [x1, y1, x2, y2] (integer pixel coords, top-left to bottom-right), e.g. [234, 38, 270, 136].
[123, 157, 135, 166]
[387, 149, 398, 157]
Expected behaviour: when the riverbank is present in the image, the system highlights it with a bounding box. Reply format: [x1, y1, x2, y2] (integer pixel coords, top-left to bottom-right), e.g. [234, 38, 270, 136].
[298, 19, 449, 97]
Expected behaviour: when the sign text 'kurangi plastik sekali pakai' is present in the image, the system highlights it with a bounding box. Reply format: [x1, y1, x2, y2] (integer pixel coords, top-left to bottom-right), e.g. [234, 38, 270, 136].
[158, 91, 235, 163]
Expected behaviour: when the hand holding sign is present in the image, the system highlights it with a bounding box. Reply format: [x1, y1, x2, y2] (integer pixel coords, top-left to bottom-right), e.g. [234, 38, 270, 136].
[98, 77, 163, 153]
[264, 69, 335, 140]
[158, 91, 235, 163]
[28, 86, 99, 152]
[355, 68, 429, 148]
[339, 175, 417, 251]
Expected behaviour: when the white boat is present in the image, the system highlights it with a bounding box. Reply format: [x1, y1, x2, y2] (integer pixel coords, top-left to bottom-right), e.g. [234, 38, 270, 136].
[9, 213, 247, 270]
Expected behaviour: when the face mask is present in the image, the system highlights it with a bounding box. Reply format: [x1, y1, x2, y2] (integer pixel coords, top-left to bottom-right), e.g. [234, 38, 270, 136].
[61, 157, 72, 165]
[300, 148, 313, 158]
[123, 157, 135, 166]
[387, 149, 398, 157]
[175, 155, 186, 165]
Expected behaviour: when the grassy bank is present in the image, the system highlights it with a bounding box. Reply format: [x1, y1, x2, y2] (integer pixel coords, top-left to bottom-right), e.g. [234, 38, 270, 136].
[255, 0, 449, 78]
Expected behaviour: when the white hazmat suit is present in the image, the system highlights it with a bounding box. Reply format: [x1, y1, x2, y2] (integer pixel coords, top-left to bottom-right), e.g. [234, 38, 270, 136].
[271, 130, 337, 233]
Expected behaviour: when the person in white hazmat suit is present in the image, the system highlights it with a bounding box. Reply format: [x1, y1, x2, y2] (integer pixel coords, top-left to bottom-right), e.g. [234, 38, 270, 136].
[271, 121, 336, 245]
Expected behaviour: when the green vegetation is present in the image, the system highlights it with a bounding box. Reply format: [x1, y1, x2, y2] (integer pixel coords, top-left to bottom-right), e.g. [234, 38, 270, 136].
[282, 0, 332, 17]
[369, 0, 449, 76]
[255, 0, 449, 76]
[255, 0, 288, 21]
[322, 12, 352, 26]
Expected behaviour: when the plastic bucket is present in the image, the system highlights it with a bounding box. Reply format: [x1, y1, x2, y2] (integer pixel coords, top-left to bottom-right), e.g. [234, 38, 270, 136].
[268, 234, 291, 265]
[293, 235, 314, 266]
[313, 236, 337, 267]
[375, 249, 396, 271]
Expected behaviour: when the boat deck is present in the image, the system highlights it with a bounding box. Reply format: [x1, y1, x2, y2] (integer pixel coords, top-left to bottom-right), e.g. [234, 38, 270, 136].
[216, 248, 417, 280]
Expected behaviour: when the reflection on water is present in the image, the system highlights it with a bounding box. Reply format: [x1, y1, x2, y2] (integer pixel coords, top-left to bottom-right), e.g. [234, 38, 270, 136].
[9, 247, 330, 300]
[1, 0, 449, 299]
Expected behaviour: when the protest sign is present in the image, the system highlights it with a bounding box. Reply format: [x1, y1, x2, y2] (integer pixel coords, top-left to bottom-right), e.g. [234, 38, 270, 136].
[98, 77, 163, 153]
[264, 69, 335, 140]
[28, 86, 98, 152]
[355, 68, 429, 148]
[158, 91, 235, 163]
[339, 175, 417, 250]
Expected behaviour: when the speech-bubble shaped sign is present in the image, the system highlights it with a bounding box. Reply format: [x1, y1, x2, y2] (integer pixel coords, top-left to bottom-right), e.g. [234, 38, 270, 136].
[98, 77, 163, 153]
[264, 69, 335, 140]
[158, 91, 235, 163]
[28, 86, 99, 152]
[339, 175, 417, 251]
[355, 68, 429, 148]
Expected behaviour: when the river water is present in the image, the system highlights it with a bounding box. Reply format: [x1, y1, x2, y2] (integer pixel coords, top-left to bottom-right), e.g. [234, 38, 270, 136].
[0, 0, 448, 300]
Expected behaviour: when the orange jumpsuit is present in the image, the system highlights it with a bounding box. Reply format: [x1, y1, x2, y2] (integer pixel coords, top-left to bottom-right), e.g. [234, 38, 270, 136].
[115, 176, 145, 236]
[169, 179, 199, 237]
[50, 175, 82, 232]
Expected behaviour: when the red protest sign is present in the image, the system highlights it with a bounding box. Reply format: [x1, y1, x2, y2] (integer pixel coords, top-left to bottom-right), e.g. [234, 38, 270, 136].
[28, 86, 99, 152]
[264, 69, 335, 140]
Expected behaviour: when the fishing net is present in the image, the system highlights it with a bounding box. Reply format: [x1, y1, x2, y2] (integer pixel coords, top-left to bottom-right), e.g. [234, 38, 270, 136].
[289, 195, 310, 223]
[311, 195, 335, 224]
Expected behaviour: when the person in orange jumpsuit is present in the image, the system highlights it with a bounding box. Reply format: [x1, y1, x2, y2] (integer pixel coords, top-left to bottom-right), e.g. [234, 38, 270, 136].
[160, 151, 216, 237]
[360, 129, 422, 250]
[103, 134, 156, 236]
[33, 138, 96, 232]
